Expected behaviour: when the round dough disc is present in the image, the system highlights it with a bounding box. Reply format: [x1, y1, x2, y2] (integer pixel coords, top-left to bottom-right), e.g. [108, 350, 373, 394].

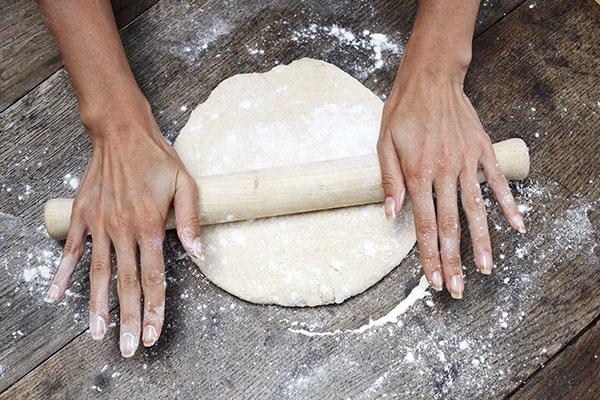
[175, 58, 416, 307]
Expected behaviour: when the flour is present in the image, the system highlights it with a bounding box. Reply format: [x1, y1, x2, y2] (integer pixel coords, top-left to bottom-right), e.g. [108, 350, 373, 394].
[280, 174, 598, 398]
[291, 24, 404, 78]
[22, 250, 55, 282]
[164, 16, 231, 63]
[63, 173, 79, 191]
[289, 275, 430, 336]
[248, 48, 265, 55]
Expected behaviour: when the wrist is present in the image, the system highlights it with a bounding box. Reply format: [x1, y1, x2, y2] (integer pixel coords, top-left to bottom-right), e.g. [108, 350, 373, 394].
[398, 36, 472, 85]
[82, 98, 164, 151]
[77, 70, 146, 122]
[79, 85, 153, 137]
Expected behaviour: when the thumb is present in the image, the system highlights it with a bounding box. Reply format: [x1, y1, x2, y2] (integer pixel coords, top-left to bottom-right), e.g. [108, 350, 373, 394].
[377, 135, 406, 219]
[173, 171, 204, 259]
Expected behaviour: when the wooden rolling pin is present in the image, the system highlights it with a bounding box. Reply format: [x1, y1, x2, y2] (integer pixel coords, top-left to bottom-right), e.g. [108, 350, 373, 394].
[44, 138, 529, 240]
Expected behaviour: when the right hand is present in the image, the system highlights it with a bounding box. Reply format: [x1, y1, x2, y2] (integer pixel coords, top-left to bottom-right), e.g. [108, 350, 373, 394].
[45, 95, 203, 358]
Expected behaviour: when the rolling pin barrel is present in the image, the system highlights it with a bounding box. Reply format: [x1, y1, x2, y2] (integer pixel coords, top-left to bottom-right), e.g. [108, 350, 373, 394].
[44, 138, 529, 240]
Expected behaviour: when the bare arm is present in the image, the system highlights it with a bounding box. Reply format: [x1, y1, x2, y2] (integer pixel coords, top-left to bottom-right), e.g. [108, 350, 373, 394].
[39, 0, 203, 357]
[377, 0, 525, 298]
[38, 0, 143, 127]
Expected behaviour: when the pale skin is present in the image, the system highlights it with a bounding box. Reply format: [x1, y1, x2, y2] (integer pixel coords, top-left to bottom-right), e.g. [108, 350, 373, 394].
[39, 0, 524, 357]
[377, 0, 525, 299]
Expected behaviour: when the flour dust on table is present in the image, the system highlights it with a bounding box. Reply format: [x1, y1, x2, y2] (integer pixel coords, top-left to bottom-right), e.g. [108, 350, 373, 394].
[174, 58, 417, 306]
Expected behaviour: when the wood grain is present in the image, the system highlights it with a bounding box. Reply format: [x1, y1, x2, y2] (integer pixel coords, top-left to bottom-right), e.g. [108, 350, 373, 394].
[0, 0, 158, 112]
[4, 0, 599, 398]
[509, 318, 600, 400]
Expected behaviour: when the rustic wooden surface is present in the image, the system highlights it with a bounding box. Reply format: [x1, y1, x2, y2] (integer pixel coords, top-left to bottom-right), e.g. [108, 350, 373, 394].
[0, 0, 158, 112]
[0, 0, 598, 398]
[510, 318, 600, 400]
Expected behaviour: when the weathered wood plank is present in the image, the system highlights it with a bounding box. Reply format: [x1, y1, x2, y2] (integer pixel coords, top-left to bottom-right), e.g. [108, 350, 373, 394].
[6, 0, 599, 398]
[510, 318, 600, 400]
[0, 0, 422, 392]
[3, 179, 598, 399]
[0, 0, 519, 114]
[0, 0, 158, 112]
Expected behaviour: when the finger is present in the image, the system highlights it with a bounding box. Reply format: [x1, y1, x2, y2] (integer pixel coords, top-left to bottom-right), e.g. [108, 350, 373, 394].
[434, 178, 461, 294]
[377, 134, 406, 219]
[139, 234, 165, 347]
[407, 182, 443, 293]
[88, 229, 111, 341]
[480, 152, 526, 233]
[45, 215, 87, 303]
[460, 171, 493, 276]
[174, 172, 203, 259]
[114, 235, 141, 358]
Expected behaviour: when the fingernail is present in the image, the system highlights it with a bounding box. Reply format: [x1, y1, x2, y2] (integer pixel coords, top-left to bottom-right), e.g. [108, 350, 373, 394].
[397, 189, 406, 210]
[143, 325, 158, 347]
[384, 196, 397, 220]
[512, 214, 527, 233]
[431, 271, 443, 291]
[178, 228, 203, 259]
[120, 332, 138, 358]
[90, 315, 107, 340]
[191, 237, 205, 260]
[45, 284, 60, 303]
[479, 251, 493, 275]
[449, 275, 463, 299]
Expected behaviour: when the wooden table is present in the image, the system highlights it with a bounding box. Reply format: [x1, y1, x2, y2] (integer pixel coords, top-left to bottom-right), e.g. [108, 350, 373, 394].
[1, 0, 598, 398]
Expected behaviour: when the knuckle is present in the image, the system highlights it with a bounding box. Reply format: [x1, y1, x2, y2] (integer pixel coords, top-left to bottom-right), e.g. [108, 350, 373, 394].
[63, 238, 82, 255]
[376, 138, 389, 153]
[438, 216, 459, 235]
[117, 271, 140, 290]
[109, 209, 132, 232]
[444, 256, 462, 268]
[380, 171, 400, 190]
[90, 260, 110, 277]
[411, 166, 430, 181]
[142, 269, 165, 288]
[181, 214, 201, 230]
[497, 192, 516, 208]
[489, 166, 506, 186]
[182, 172, 197, 189]
[478, 133, 493, 147]
[406, 161, 432, 184]
[144, 301, 165, 322]
[136, 219, 164, 239]
[462, 193, 485, 212]
[415, 218, 437, 238]
[71, 199, 86, 217]
[436, 159, 459, 176]
[420, 253, 439, 266]
[141, 237, 165, 252]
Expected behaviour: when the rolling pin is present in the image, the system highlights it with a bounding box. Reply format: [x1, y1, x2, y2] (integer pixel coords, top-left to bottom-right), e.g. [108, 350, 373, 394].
[44, 138, 529, 240]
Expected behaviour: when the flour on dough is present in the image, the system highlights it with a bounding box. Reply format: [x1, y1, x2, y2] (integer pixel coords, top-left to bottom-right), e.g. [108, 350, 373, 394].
[174, 58, 416, 306]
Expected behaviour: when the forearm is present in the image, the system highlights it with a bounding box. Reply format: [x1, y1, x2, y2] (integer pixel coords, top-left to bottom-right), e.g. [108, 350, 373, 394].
[401, 0, 480, 82]
[38, 0, 146, 130]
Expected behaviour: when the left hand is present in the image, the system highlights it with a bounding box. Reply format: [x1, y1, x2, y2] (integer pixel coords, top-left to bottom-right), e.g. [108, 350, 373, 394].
[377, 52, 525, 299]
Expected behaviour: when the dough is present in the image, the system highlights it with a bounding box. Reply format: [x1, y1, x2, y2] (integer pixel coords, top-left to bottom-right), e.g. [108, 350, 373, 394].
[174, 58, 416, 306]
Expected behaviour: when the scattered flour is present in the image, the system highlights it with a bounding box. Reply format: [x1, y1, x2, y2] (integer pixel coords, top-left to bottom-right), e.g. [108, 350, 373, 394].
[164, 16, 231, 63]
[63, 173, 79, 191]
[282, 175, 597, 398]
[291, 23, 404, 78]
[289, 275, 430, 336]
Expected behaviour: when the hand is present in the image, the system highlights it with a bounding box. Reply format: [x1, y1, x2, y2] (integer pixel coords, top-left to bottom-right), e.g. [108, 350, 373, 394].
[45, 96, 203, 357]
[377, 54, 526, 299]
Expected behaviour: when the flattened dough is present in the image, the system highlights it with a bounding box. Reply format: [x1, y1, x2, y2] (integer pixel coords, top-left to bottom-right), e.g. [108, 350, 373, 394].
[175, 58, 416, 306]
